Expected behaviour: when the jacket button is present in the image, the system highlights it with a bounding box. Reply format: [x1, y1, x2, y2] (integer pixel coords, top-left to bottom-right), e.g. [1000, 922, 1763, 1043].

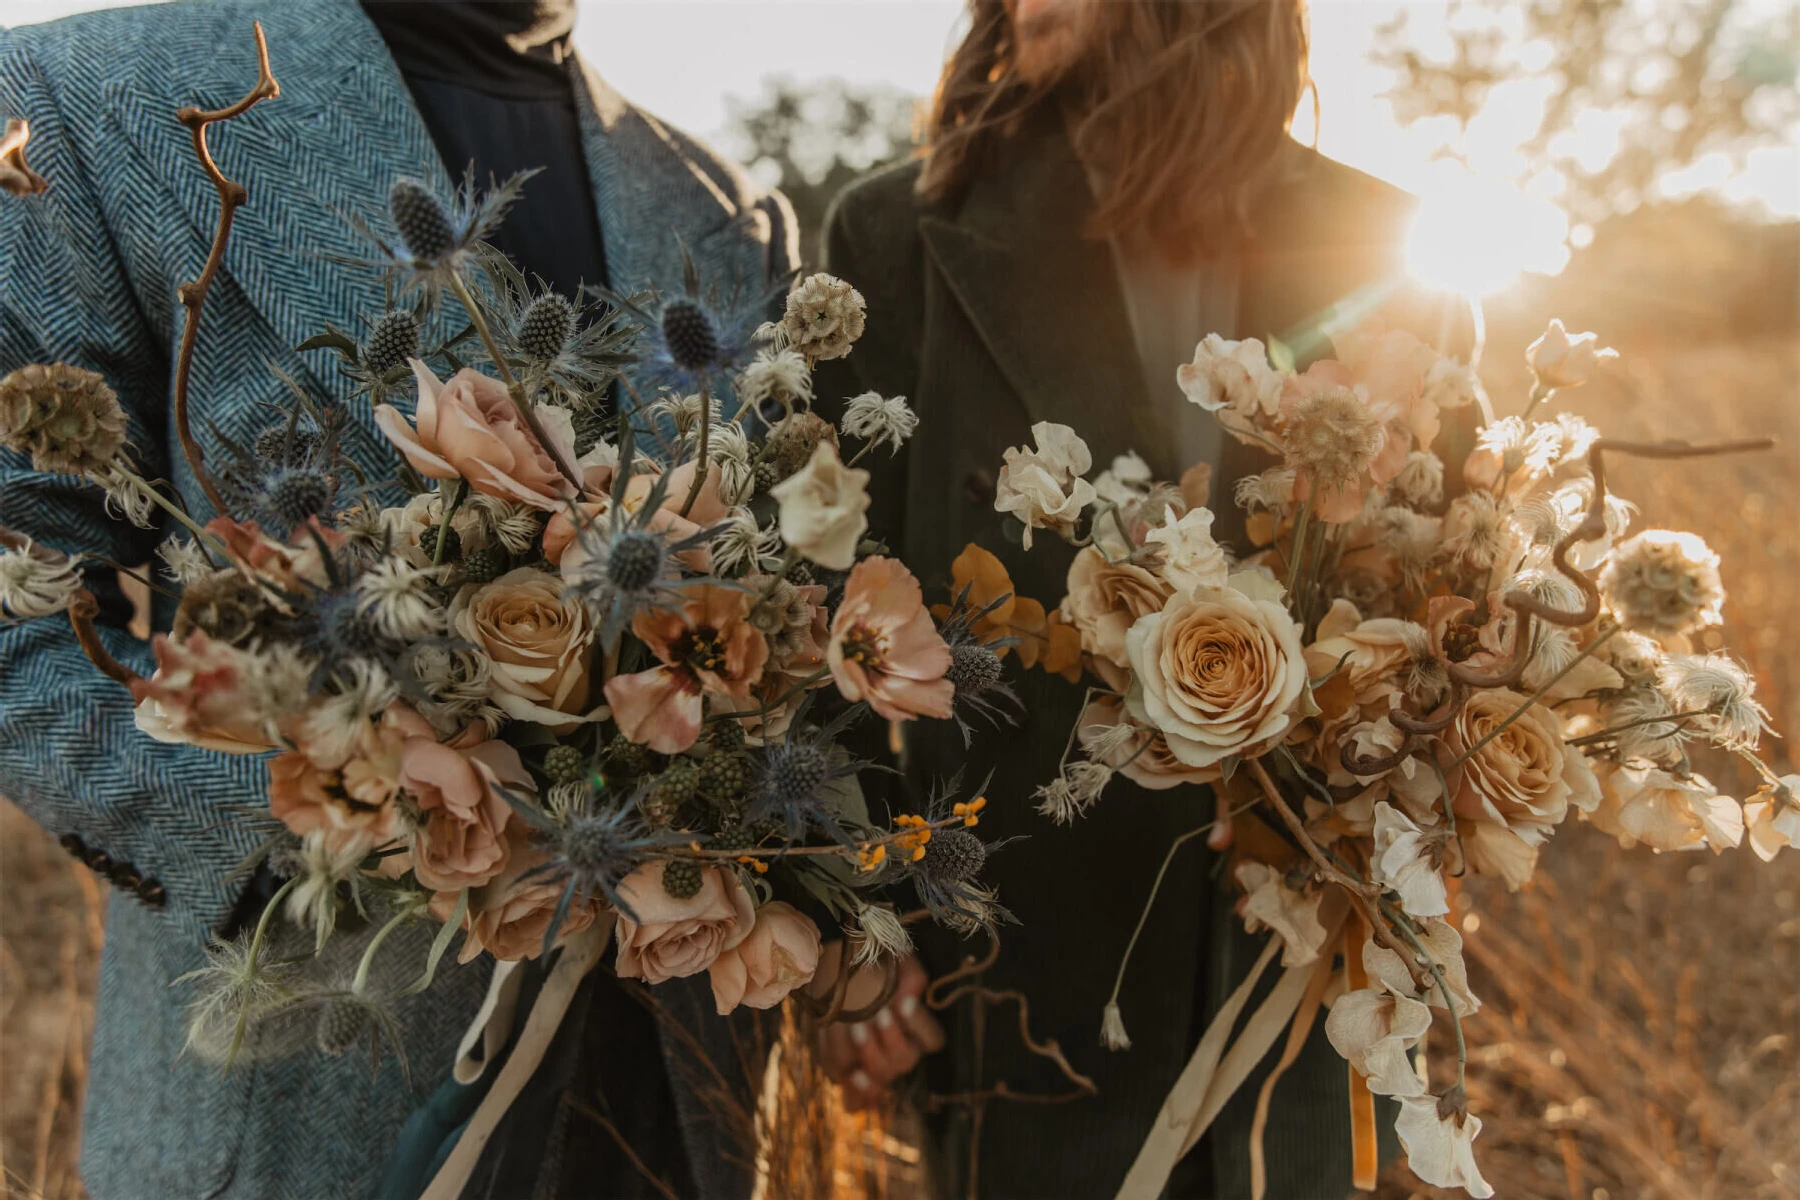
[84, 849, 115, 875]
[135, 877, 167, 909]
[963, 468, 996, 506]
[109, 863, 143, 892]
[59, 832, 88, 858]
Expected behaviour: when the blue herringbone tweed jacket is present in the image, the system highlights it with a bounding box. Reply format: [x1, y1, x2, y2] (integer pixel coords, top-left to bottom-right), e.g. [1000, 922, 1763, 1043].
[0, 2, 795, 1196]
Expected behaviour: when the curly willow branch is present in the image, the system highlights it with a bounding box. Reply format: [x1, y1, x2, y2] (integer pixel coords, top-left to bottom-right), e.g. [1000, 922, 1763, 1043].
[171, 22, 280, 516]
[0, 525, 142, 689]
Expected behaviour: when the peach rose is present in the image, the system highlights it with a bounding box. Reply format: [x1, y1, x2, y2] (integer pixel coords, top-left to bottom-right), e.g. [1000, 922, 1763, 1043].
[1124, 572, 1307, 769]
[401, 734, 530, 891]
[541, 458, 727, 570]
[373, 360, 577, 510]
[1444, 689, 1598, 864]
[451, 568, 597, 729]
[1063, 544, 1176, 678]
[708, 901, 822, 1014]
[456, 831, 601, 963]
[614, 861, 755, 985]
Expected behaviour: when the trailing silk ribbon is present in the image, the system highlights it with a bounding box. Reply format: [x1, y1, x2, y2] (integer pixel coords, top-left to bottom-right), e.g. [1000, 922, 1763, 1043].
[1247, 945, 1336, 1199]
[451, 959, 523, 1086]
[1344, 914, 1380, 1190]
[1115, 902, 1348, 1200]
[421, 916, 614, 1200]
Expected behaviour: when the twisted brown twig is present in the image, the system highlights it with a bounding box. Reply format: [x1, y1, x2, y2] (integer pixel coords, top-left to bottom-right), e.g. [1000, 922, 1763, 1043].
[1, 118, 49, 196]
[171, 22, 280, 516]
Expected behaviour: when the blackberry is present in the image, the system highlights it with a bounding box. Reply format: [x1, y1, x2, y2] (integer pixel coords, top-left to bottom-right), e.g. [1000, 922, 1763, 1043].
[748, 815, 786, 842]
[252, 423, 323, 468]
[712, 827, 756, 854]
[699, 751, 751, 797]
[603, 734, 655, 779]
[660, 300, 720, 371]
[518, 294, 574, 361]
[389, 179, 455, 264]
[460, 547, 505, 584]
[544, 745, 587, 785]
[419, 525, 461, 563]
[606, 530, 663, 592]
[922, 829, 986, 884]
[315, 998, 367, 1057]
[650, 759, 701, 810]
[661, 858, 703, 900]
[264, 467, 331, 530]
[708, 720, 747, 754]
[947, 642, 1004, 697]
[784, 559, 815, 587]
[362, 311, 421, 375]
[752, 460, 782, 494]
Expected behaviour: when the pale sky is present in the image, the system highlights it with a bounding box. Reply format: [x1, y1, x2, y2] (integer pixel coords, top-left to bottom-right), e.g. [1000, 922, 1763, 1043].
[5, 0, 1797, 283]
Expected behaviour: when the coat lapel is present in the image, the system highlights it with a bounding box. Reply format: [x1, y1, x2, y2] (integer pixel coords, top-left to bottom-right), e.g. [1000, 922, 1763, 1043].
[918, 115, 1168, 475]
[115, 0, 449, 403]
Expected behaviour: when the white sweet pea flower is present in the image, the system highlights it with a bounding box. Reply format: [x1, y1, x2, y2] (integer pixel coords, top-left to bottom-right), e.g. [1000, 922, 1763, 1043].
[1236, 861, 1329, 967]
[1176, 333, 1282, 431]
[1144, 505, 1229, 596]
[994, 421, 1096, 550]
[1394, 1095, 1494, 1198]
[1744, 777, 1800, 862]
[768, 441, 871, 570]
[1526, 318, 1618, 389]
[1371, 801, 1451, 918]
[1325, 986, 1432, 1097]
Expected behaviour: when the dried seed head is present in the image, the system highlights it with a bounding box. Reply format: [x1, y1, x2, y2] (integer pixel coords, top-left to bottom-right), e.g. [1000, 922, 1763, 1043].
[661, 858, 704, 900]
[920, 829, 986, 884]
[264, 467, 333, 530]
[1598, 529, 1725, 636]
[315, 997, 369, 1057]
[362, 311, 422, 375]
[0, 362, 128, 477]
[389, 179, 456, 264]
[946, 642, 1004, 697]
[661, 300, 721, 371]
[519, 294, 575, 361]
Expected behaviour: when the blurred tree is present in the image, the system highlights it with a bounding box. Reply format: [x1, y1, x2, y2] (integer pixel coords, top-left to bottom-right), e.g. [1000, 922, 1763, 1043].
[723, 77, 920, 268]
[1374, 0, 1799, 228]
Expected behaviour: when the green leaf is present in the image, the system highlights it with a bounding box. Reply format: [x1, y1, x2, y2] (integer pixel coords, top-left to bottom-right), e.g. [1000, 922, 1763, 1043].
[401, 889, 468, 997]
[296, 328, 361, 360]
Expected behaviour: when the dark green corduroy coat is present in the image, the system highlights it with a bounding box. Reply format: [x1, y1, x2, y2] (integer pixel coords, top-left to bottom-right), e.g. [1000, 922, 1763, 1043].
[815, 120, 1465, 1200]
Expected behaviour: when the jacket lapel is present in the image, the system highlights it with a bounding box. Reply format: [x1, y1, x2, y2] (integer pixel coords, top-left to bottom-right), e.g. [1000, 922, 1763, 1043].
[116, 0, 449, 403]
[918, 115, 1169, 475]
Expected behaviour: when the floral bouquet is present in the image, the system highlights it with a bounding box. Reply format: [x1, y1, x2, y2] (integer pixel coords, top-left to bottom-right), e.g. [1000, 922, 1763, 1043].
[0, 31, 1019, 1193]
[986, 317, 1790, 1198]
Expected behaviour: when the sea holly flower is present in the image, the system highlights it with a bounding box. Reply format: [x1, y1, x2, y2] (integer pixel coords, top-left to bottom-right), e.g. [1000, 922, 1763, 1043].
[337, 169, 534, 297]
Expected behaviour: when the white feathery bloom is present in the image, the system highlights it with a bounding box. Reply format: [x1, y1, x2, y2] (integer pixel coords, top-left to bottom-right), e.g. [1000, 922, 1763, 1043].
[409, 643, 505, 735]
[157, 536, 215, 585]
[96, 462, 156, 528]
[1391, 450, 1445, 507]
[1394, 1096, 1495, 1198]
[1600, 685, 1688, 764]
[0, 539, 84, 620]
[464, 493, 543, 556]
[354, 556, 447, 640]
[850, 903, 914, 968]
[648, 391, 709, 437]
[1032, 759, 1114, 824]
[1441, 490, 1509, 570]
[839, 391, 918, 456]
[240, 643, 318, 737]
[1659, 652, 1770, 751]
[1235, 467, 1296, 512]
[707, 421, 756, 505]
[1078, 715, 1141, 761]
[282, 830, 371, 939]
[297, 660, 399, 769]
[708, 507, 784, 578]
[735, 347, 813, 415]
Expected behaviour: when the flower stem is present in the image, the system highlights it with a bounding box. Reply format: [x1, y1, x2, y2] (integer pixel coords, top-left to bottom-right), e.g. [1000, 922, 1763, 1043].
[226, 874, 301, 1069]
[449, 272, 583, 490]
[432, 479, 468, 566]
[351, 902, 419, 995]
[1382, 899, 1468, 1088]
[105, 462, 229, 555]
[1566, 708, 1709, 747]
[677, 380, 714, 520]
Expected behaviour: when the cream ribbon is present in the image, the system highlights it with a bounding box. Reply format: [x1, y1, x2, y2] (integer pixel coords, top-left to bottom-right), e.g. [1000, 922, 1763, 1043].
[422, 916, 614, 1200]
[452, 959, 523, 1086]
[1115, 906, 1348, 1200]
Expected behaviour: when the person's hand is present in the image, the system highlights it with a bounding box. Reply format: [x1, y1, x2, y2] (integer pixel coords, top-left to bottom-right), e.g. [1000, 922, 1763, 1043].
[813, 943, 944, 1109]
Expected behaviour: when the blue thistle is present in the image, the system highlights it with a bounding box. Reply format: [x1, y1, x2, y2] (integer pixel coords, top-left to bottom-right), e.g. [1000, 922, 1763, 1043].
[935, 583, 1024, 747]
[592, 245, 782, 396]
[743, 698, 873, 847]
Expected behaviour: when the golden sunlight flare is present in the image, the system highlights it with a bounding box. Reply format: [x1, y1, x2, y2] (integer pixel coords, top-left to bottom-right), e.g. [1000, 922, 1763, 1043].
[1405, 163, 1571, 297]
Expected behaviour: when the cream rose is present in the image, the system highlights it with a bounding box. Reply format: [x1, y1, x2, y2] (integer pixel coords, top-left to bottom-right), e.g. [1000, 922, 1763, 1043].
[373, 361, 577, 510]
[614, 861, 756, 985]
[708, 901, 822, 1014]
[1446, 689, 1597, 847]
[768, 441, 870, 570]
[451, 567, 597, 729]
[994, 422, 1095, 550]
[1062, 547, 1173, 675]
[1124, 573, 1307, 769]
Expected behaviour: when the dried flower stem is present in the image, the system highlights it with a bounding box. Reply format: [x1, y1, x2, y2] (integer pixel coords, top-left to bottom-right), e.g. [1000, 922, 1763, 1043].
[1247, 757, 1380, 900]
[225, 873, 300, 1070]
[67, 591, 142, 689]
[172, 22, 280, 516]
[107, 461, 228, 555]
[447, 272, 583, 491]
[1382, 899, 1468, 1088]
[676, 380, 713, 520]
[1567, 709, 1710, 748]
[431, 479, 468, 566]
[671, 811, 977, 862]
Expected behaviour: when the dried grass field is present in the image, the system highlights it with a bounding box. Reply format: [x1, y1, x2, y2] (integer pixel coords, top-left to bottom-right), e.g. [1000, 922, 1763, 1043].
[3, 319, 1796, 1200]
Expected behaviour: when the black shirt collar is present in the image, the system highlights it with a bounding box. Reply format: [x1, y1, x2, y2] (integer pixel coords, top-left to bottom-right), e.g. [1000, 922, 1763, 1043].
[360, 1, 578, 98]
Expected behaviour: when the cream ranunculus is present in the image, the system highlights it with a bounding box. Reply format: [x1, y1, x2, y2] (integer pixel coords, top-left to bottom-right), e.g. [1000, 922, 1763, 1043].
[768, 441, 871, 570]
[1124, 572, 1307, 769]
[1143, 505, 1229, 596]
[707, 901, 822, 1014]
[614, 861, 756, 985]
[1062, 547, 1173, 679]
[451, 567, 598, 729]
[1588, 761, 1744, 854]
[994, 421, 1096, 550]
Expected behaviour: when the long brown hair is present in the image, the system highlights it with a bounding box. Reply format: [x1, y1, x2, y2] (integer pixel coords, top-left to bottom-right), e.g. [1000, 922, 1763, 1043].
[919, 0, 1312, 260]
